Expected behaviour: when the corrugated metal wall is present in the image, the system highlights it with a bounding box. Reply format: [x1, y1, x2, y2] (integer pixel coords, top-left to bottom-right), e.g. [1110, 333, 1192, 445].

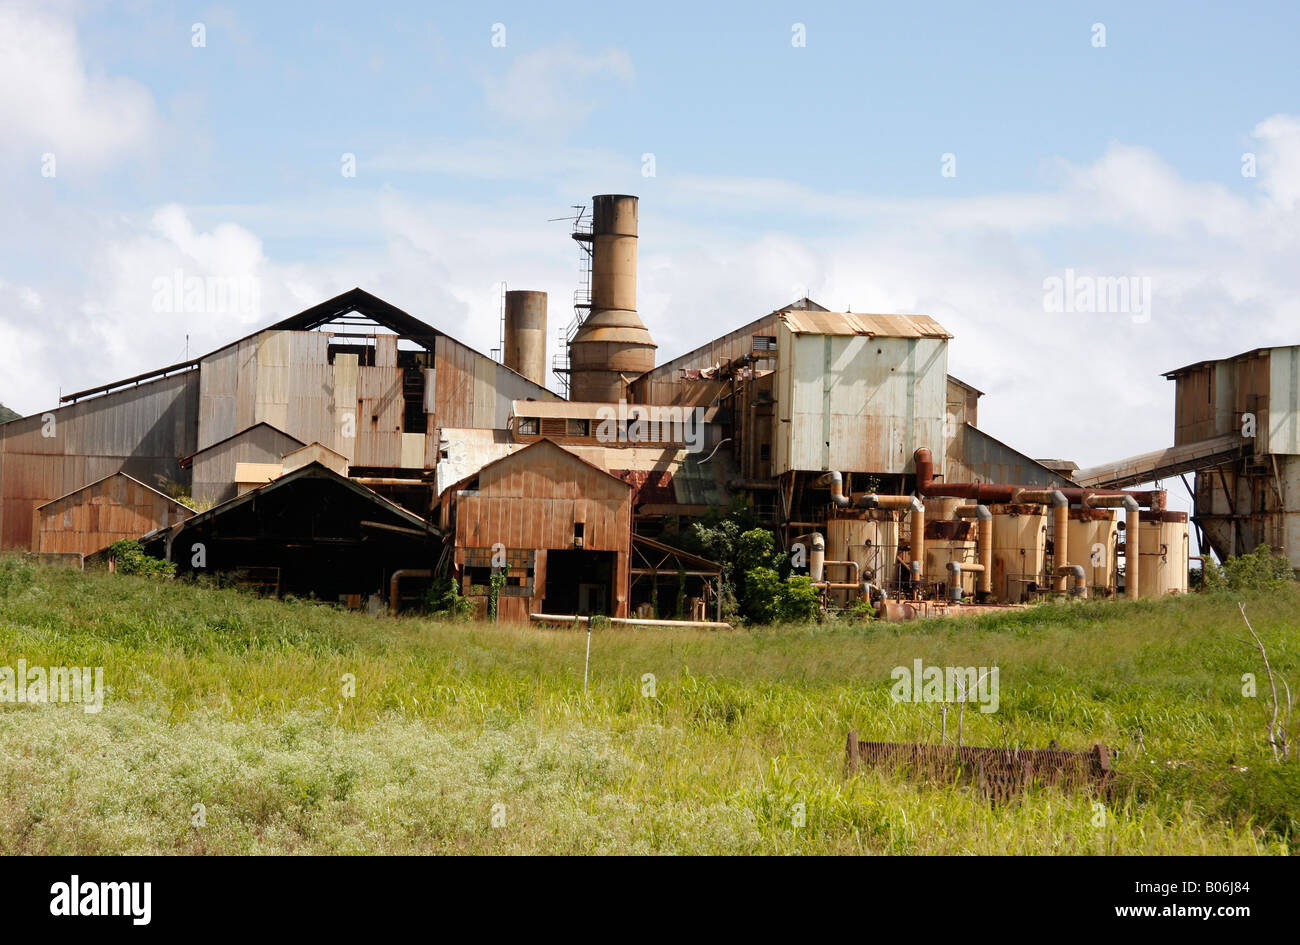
[0, 372, 198, 551]
[774, 327, 948, 476]
[944, 424, 1072, 487]
[629, 311, 783, 406]
[453, 441, 632, 618]
[34, 473, 193, 556]
[192, 424, 305, 506]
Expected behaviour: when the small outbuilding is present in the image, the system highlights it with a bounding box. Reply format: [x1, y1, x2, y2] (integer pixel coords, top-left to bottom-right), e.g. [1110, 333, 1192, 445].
[33, 472, 194, 557]
[145, 461, 440, 602]
[439, 438, 634, 621]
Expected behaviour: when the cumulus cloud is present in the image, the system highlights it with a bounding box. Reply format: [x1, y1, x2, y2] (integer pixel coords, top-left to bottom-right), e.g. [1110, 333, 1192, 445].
[0, 1, 160, 171]
[482, 44, 634, 132]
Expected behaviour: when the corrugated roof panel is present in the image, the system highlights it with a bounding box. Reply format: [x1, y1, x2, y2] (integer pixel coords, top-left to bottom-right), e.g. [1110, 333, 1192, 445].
[781, 311, 951, 339]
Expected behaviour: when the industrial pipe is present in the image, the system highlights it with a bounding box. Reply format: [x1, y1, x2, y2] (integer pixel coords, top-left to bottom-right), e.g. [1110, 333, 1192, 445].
[912, 448, 1166, 510]
[1084, 494, 1140, 599]
[823, 559, 860, 585]
[813, 471, 851, 507]
[945, 561, 986, 602]
[809, 532, 826, 583]
[1016, 489, 1069, 592]
[953, 504, 993, 598]
[858, 493, 926, 579]
[389, 568, 432, 617]
[1057, 564, 1087, 597]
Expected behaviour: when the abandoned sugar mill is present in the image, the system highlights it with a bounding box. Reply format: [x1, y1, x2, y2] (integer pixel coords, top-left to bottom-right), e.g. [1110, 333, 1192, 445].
[3, 194, 1297, 623]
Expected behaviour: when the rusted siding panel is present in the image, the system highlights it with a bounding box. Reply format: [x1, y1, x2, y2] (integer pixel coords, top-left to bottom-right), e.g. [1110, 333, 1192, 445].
[192, 424, 304, 506]
[1268, 347, 1300, 455]
[0, 372, 198, 551]
[198, 344, 238, 450]
[333, 353, 358, 462]
[34, 473, 193, 556]
[355, 366, 402, 466]
[630, 310, 784, 406]
[945, 424, 1072, 488]
[285, 331, 333, 449]
[452, 442, 633, 616]
[774, 326, 947, 476]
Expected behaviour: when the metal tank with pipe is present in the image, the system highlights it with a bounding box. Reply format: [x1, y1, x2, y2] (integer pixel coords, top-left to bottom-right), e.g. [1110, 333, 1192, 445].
[567, 195, 657, 402]
[1083, 494, 1142, 599]
[504, 290, 547, 386]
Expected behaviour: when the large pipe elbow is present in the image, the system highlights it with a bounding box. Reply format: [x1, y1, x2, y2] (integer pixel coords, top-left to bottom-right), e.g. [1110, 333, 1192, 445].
[913, 448, 934, 492]
[814, 471, 851, 507]
[389, 568, 433, 617]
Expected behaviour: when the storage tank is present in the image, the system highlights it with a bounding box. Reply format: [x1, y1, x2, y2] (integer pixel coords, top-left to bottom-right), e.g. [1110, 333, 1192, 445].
[504, 290, 547, 386]
[568, 195, 657, 402]
[988, 503, 1047, 603]
[1067, 508, 1119, 597]
[825, 513, 900, 603]
[923, 518, 979, 600]
[1137, 511, 1189, 597]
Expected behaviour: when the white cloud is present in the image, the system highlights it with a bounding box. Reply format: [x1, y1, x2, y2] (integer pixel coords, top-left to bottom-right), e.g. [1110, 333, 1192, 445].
[482, 44, 634, 132]
[0, 1, 160, 171]
[1254, 113, 1300, 211]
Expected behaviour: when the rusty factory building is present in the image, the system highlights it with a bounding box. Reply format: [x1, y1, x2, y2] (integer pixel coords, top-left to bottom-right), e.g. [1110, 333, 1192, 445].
[2, 192, 1295, 619]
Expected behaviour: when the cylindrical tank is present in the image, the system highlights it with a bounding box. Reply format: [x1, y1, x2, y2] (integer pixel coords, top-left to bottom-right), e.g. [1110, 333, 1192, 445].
[1067, 508, 1119, 597]
[923, 518, 978, 599]
[988, 503, 1047, 603]
[568, 195, 657, 402]
[825, 513, 900, 604]
[1137, 511, 1189, 597]
[504, 290, 547, 386]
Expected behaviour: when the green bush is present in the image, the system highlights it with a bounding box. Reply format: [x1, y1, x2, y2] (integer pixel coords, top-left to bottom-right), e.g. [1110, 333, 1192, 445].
[1202, 545, 1294, 592]
[107, 540, 176, 579]
[741, 567, 821, 624]
[426, 576, 474, 620]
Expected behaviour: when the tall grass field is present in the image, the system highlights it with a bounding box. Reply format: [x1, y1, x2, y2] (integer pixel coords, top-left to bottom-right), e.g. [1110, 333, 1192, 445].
[1, 555, 1296, 855]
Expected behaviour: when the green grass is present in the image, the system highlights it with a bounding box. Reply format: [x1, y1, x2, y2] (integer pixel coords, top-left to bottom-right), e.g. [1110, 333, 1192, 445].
[0, 555, 1297, 854]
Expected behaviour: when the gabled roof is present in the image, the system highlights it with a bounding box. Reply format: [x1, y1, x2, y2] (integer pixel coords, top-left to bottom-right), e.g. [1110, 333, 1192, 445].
[179, 422, 305, 466]
[261, 287, 440, 346]
[781, 311, 951, 339]
[34, 471, 196, 513]
[282, 441, 349, 463]
[60, 288, 562, 407]
[947, 374, 984, 396]
[163, 461, 439, 536]
[633, 297, 831, 383]
[442, 437, 633, 498]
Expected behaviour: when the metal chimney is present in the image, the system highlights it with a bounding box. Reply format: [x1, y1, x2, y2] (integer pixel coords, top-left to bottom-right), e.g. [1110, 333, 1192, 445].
[504, 290, 547, 386]
[567, 195, 656, 402]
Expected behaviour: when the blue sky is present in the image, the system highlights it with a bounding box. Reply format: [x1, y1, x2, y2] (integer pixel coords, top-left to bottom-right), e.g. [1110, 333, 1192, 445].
[3, 0, 1300, 499]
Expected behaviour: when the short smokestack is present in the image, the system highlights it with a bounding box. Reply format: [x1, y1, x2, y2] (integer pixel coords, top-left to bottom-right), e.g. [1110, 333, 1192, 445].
[504, 290, 547, 386]
[568, 194, 656, 402]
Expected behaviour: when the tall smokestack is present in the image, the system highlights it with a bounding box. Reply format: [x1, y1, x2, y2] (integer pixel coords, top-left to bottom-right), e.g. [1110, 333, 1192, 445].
[568, 194, 656, 402]
[504, 290, 547, 386]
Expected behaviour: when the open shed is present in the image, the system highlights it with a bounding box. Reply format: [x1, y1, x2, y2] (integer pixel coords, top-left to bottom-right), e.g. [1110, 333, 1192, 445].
[145, 461, 440, 602]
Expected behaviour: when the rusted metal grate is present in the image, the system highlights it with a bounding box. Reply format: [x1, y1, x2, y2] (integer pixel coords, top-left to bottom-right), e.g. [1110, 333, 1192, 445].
[846, 731, 1112, 802]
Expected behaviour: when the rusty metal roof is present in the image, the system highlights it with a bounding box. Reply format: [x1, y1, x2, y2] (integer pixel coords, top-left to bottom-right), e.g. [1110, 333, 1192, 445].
[1161, 344, 1297, 379]
[780, 311, 951, 338]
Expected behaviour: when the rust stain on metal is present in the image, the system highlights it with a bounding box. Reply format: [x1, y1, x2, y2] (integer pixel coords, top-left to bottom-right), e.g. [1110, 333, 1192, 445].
[845, 731, 1113, 802]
